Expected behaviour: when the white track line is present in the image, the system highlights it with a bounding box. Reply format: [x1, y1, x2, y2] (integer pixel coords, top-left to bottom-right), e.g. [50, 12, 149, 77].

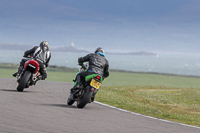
[94, 101, 200, 129]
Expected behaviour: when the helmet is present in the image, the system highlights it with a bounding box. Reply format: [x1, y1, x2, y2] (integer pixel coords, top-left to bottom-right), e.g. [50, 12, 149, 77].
[40, 41, 49, 52]
[95, 47, 105, 54]
[95, 47, 105, 57]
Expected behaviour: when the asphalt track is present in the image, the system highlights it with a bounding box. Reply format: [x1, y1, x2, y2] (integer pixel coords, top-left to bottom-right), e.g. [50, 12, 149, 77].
[0, 78, 199, 133]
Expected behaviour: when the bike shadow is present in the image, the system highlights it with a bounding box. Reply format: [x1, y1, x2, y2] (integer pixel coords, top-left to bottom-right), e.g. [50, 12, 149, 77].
[0, 89, 36, 93]
[0, 89, 17, 92]
[41, 103, 78, 109]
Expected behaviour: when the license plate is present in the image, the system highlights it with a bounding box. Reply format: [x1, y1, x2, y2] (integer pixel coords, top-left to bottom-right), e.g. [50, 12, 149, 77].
[90, 79, 101, 89]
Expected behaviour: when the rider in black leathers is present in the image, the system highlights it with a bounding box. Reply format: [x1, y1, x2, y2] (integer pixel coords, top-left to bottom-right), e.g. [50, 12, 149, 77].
[71, 47, 109, 92]
[13, 41, 51, 82]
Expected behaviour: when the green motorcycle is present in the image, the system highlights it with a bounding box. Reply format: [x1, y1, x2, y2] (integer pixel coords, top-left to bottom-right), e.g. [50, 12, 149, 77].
[67, 64, 103, 108]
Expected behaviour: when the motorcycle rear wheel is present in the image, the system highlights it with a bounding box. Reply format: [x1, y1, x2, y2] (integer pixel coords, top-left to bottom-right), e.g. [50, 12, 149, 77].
[17, 71, 31, 92]
[77, 87, 93, 108]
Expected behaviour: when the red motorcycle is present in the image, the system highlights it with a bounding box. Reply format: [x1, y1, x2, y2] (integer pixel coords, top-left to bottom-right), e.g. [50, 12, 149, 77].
[16, 59, 40, 92]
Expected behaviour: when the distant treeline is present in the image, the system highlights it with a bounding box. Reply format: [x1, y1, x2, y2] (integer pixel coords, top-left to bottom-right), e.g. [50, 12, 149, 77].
[1, 63, 200, 78]
[0, 63, 78, 72]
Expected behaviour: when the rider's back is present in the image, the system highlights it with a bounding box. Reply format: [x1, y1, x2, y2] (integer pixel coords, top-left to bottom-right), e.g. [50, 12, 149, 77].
[79, 53, 109, 77]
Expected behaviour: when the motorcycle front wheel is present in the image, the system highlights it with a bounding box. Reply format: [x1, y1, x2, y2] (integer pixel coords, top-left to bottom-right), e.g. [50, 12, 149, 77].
[67, 93, 75, 105]
[16, 71, 31, 92]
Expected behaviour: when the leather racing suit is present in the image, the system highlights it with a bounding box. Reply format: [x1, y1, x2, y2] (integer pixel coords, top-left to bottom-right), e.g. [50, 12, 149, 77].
[14, 46, 51, 80]
[72, 52, 109, 91]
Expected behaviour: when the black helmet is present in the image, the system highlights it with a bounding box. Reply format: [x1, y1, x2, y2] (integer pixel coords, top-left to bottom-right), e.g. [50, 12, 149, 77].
[95, 47, 105, 54]
[40, 41, 49, 52]
[95, 47, 105, 57]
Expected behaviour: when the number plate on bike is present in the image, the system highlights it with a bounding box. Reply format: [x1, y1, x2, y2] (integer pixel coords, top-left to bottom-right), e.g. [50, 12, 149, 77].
[90, 79, 101, 89]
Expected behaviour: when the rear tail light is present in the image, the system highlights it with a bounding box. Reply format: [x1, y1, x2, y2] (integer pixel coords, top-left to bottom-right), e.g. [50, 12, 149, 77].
[96, 75, 101, 80]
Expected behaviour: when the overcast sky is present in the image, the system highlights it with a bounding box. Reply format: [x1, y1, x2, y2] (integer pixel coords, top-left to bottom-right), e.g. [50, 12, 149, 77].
[0, 0, 200, 52]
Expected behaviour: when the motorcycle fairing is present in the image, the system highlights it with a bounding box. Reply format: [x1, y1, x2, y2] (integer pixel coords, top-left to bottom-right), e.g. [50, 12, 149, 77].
[85, 74, 103, 82]
[24, 59, 40, 73]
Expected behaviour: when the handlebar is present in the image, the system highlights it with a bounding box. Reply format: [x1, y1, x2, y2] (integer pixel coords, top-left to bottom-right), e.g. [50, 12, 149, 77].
[79, 63, 88, 70]
[82, 65, 87, 70]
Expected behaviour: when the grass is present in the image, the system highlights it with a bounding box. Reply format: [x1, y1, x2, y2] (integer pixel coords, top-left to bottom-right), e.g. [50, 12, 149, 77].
[0, 63, 78, 82]
[103, 71, 200, 88]
[95, 85, 200, 126]
[47, 71, 76, 82]
[1, 63, 200, 126]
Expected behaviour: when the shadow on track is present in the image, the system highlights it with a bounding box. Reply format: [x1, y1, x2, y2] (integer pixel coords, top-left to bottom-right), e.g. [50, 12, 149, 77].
[0, 89, 17, 92]
[41, 103, 78, 109]
[0, 89, 37, 93]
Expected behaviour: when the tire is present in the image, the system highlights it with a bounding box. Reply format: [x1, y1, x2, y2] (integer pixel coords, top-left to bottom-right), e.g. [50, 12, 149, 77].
[17, 71, 32, 92]
[67, 93, 75, 105]
[77, 86, 93, 108]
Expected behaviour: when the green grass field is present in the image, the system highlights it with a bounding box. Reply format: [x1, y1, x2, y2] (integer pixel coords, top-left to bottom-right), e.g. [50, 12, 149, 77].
[1, 63, 200, 126]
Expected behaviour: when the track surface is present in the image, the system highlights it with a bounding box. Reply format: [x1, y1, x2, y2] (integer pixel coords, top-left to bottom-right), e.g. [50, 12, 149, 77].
[0, 78, 199, 133]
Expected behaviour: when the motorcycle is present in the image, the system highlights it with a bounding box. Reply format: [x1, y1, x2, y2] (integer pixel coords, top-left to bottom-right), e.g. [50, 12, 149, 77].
[16, 59, 40, 92]
[67, 64, 103, 108]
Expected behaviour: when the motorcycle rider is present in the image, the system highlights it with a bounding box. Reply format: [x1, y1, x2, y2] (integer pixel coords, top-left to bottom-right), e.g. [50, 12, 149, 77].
[71, 47, 109, 92]
[13, 41, 51, 83]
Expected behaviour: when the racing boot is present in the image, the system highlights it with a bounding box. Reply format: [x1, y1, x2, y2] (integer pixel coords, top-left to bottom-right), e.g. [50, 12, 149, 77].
[12, 66, 23, 77]
[70, 75, 81, 92]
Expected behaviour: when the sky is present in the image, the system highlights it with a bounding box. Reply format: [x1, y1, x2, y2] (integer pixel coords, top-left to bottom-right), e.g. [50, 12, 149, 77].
[0, 0, 200, 53]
